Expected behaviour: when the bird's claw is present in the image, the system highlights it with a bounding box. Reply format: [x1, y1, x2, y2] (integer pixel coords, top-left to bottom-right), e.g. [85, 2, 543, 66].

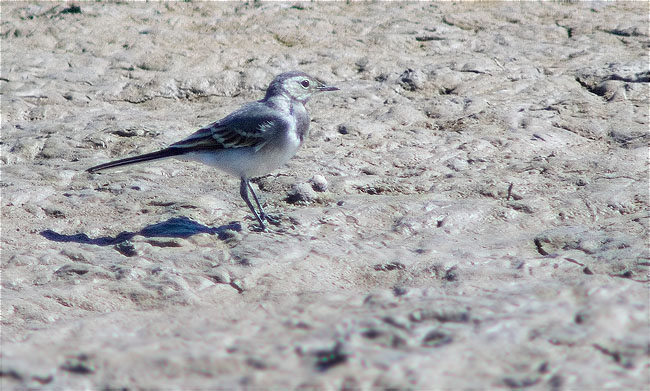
[261, 213, 281, 225]
[250, 222, 285, 234]
[250, 222, 267, 232]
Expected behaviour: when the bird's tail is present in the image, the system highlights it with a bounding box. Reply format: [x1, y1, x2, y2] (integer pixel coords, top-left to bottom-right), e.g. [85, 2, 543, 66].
[86, 148, 185, 173]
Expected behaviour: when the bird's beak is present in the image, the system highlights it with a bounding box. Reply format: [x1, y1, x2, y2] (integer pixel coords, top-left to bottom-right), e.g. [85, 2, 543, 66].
[317, 81, 339, 92]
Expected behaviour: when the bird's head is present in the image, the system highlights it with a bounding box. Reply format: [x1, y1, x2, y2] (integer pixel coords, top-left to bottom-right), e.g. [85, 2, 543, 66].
[265, 71, 339, 103]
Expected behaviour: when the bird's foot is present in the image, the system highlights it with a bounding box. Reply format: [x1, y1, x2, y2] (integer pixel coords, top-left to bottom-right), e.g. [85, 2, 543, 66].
[261, 213, 281, 226]
[249, 222, 286, 234]
[247, 212, 283, 233]
[250, 222, 267, 232]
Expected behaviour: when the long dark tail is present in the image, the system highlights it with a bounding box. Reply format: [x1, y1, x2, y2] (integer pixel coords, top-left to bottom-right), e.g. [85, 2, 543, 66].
[87, 148, 185, 173]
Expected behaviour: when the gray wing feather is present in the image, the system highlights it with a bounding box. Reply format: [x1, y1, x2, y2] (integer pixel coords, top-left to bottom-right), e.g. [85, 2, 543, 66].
[169, 102, 288, 152]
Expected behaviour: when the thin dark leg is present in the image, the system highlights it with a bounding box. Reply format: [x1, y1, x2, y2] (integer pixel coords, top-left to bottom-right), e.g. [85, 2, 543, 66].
[240, 177, 266, 230]
[248, 181, 279, 224]
[247, 181, 266, 219]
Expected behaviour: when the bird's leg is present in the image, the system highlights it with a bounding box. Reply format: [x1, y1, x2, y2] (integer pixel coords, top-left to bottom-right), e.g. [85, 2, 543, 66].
[246, 181, 266, 219]
[247, 181, 280, 224]
[240, 178, 266, 230]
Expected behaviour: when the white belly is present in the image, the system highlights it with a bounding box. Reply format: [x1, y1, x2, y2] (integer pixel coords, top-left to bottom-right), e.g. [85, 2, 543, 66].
[182, 129, 301, 178]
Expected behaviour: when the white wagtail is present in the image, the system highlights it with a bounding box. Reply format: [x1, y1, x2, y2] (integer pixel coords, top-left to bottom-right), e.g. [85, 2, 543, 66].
[87, 71, 339, 231]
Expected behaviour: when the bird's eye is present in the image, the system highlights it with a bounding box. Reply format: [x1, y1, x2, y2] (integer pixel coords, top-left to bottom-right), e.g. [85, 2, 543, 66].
[301, 80, 310, 88]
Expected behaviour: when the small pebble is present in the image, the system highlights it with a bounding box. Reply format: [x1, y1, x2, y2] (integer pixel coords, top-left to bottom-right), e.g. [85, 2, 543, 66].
[399, 68, 426, 91]
[361, 166, 378, 175]
[337, 123, 360, 135]
[286, 182, 317, 203]
[115, 241, 138, 257]
[208, 268, 231, 284]
[309, 175, 328, 192]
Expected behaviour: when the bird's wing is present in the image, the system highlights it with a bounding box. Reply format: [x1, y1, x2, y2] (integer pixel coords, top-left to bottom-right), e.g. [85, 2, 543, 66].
[169, 103, 288, 153]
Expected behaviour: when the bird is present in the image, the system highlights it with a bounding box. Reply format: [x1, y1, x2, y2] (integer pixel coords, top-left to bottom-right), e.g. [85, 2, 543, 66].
[87, 71, 339, 231]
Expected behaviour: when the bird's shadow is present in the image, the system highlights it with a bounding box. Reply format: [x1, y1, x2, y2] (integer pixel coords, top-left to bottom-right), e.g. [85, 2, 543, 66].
[41, 216, 241, 246]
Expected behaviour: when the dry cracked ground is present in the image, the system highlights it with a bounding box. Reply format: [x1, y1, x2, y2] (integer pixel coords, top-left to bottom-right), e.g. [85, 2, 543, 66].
[1, 2, 649, 390]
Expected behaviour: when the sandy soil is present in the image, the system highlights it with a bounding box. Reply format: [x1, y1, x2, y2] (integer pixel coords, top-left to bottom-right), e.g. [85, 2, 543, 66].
[1, 2, 648, 390]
